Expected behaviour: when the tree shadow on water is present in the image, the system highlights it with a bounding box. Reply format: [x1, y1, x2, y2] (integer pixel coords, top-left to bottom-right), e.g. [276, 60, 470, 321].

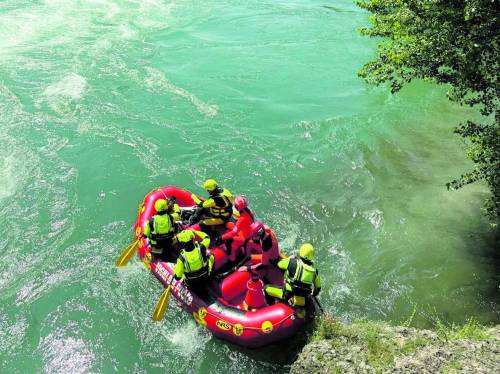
[468, 225, 500, 312]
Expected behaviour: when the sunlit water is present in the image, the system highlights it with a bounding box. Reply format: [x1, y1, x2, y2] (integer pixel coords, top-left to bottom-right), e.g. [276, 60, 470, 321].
[0, 0, 498, 372]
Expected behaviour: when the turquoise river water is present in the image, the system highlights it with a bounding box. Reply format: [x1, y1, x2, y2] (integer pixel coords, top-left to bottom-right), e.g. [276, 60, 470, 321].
[0, 0, 498, 373]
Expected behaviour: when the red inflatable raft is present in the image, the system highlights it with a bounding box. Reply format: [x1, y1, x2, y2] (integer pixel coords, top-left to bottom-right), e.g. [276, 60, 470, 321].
[133, 186, 314, 348]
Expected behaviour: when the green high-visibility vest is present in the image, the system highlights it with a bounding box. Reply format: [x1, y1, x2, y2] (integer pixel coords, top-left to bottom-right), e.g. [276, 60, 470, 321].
[209, 188, 233, 218]
[286, 258, 317, 295]
[149, 214, 174, 245]
[180, 244, 208, 280]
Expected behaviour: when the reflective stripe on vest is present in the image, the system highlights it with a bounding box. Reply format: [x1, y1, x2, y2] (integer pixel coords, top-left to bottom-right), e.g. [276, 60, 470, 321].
[150, 214, 174, 244]
[286, 258, 316, 294]
[209, 188, 233, 218]
[180, 244, 208, 280]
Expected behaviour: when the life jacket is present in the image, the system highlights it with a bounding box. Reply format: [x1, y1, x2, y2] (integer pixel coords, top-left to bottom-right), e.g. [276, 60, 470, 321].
[149, 213, 175, 247]
[241, 207, 255, 221]
[262, 231, 273, 252]
[285, 257, 318, 296]
[208, 188, 233, 218]
[167, 203, 181, 220]
[261, 228, 279, 265]
[236, 208, 256, 238]
[179, 243, 209, 281]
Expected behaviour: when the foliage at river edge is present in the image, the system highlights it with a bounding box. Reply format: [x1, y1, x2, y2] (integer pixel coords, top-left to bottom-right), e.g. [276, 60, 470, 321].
[356, 0, 499, 222]
[290, 316, 500, 373]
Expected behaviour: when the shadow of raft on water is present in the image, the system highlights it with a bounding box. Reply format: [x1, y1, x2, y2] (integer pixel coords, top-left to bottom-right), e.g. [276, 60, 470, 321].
[213, 314, 316, 371]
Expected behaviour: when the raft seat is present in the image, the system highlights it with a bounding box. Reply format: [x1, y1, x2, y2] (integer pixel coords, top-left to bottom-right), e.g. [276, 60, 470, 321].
[219, 271, 251, 305]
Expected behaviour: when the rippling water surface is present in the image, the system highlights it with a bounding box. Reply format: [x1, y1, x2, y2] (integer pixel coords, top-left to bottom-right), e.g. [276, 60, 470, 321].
[0, 0, 498, 372]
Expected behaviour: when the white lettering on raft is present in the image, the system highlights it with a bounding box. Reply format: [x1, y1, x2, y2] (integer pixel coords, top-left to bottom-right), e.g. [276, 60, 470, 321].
[155, 264, 170, 283]
[154, 264, 193, 306]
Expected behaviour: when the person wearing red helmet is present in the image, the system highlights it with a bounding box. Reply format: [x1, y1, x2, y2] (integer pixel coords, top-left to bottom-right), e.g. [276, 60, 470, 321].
[221, 196, 256, 262]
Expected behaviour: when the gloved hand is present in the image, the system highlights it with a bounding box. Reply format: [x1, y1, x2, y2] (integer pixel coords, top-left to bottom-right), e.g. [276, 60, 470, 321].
[223, 239, 233, 249]
[213, 236, 224, 246]
[237, 266, 248, 272]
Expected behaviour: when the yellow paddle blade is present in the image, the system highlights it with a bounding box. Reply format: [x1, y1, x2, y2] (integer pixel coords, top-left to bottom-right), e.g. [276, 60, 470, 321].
[152, 286, 172, 321]
[115, 239, 140, 267]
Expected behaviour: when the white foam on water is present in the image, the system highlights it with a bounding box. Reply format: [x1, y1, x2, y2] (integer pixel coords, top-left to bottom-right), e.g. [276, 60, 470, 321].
[0, 13, 40, 51]
[44, 73, 88, 101]
[84, 0, 120, 20]
[0, 314, 28, 355]
[40, 73, 88, 115]
[0, 0, 80, 55]
[49, 219, 69, 237]
[163, 320, 210, 358]
[89, 127, 162, 175]
[144, 67, 219, 117]
[0, 155, 18, 201]
[43, 0, 69, 6]
[16, 269, 73, 305]
[134, 0, 176, 29]
[116, 260, 146, 280]
[118, 23, 138, 39]
[39, 328, 96, 374]
[363, 208, 384, 230]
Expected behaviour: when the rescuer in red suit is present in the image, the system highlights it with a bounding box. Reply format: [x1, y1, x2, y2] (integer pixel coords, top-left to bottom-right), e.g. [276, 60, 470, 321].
[221, 196, 255, 262]
[238, 225, 280, 280]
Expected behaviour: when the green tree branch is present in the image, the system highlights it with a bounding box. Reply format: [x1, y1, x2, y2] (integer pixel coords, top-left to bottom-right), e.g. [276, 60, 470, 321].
[357, 0, 499, 221]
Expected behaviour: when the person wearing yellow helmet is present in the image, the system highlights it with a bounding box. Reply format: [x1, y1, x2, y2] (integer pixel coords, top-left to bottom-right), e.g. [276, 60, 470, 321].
[189, 179, 234, 232]
[173, 229, 214, 297]
[264, 243, 321, 306]
[143, 198, 179, 262]
[203, 179, 218, 192]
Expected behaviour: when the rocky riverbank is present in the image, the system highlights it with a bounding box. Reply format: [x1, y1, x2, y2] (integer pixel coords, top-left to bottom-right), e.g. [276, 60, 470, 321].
[290, 317, 500, 373]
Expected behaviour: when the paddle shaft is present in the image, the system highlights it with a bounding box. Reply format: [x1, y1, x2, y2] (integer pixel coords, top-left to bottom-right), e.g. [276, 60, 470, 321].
[152, 275, 176, 321]
[115, 238, 140, 267]
[313, 295, 325, 315]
